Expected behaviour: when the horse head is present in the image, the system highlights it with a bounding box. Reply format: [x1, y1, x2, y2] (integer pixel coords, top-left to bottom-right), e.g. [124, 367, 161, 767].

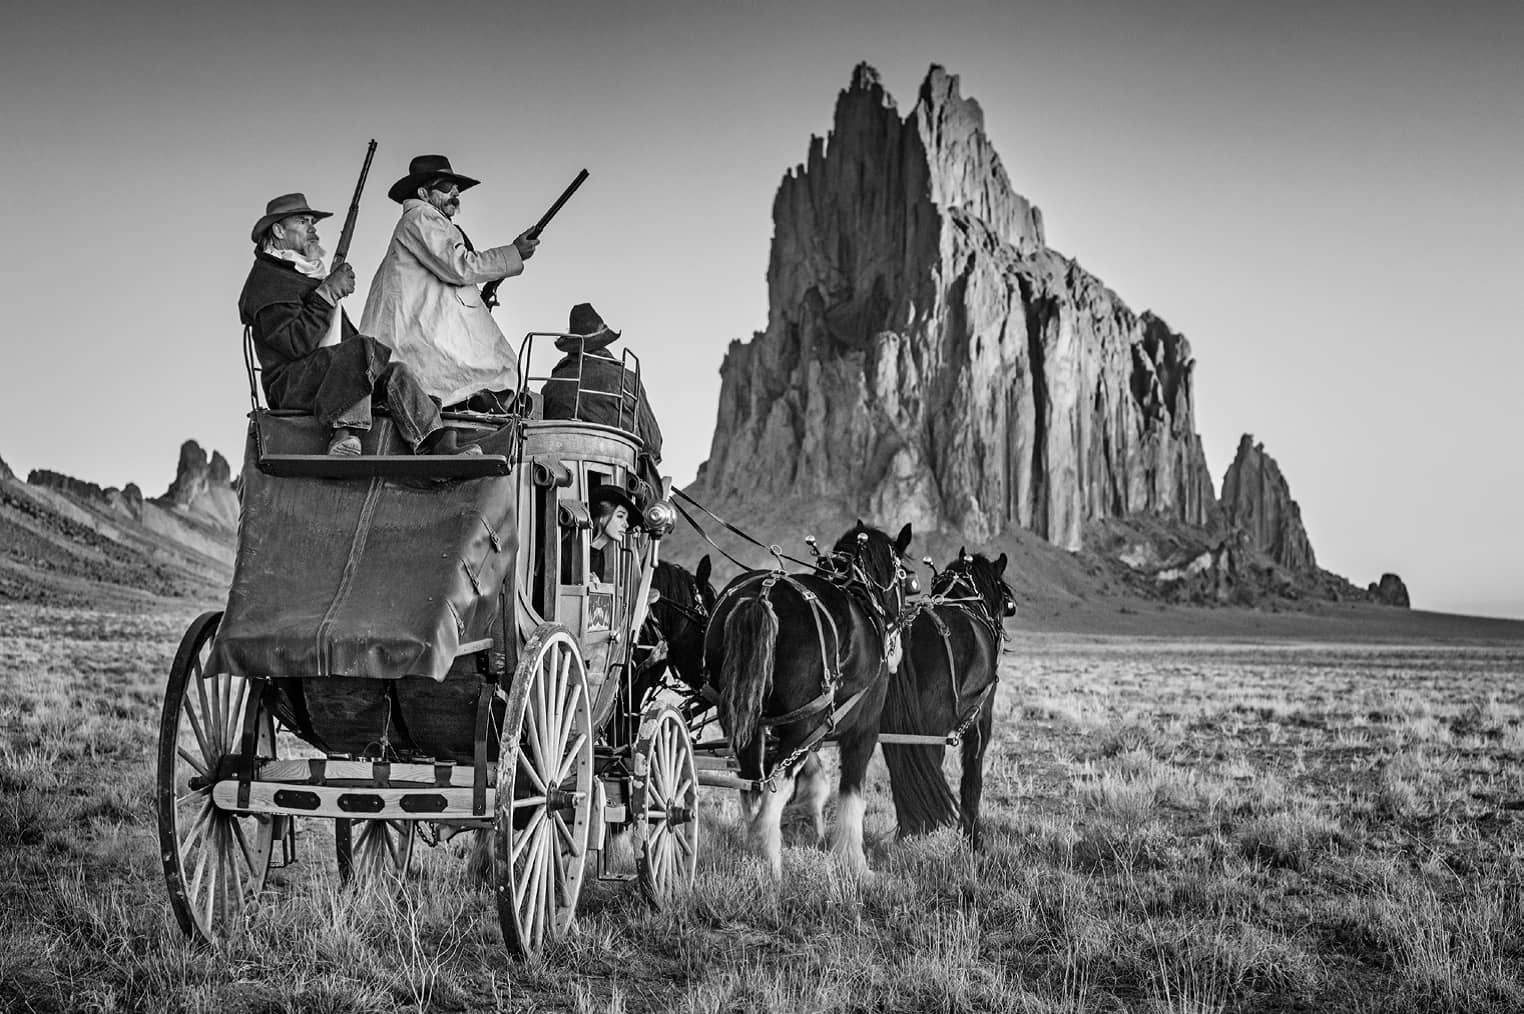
[828, 520, 915, 625]
[935, 549, 1016, 620]
[643, 555, 716, 688]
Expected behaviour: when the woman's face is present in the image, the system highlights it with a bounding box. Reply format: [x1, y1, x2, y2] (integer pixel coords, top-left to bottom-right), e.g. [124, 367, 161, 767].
[600, 505, 630, 543]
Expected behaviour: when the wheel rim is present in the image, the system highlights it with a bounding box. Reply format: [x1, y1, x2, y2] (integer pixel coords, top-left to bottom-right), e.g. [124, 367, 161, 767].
[633, 706, 699, 906]
[336, 819, 415, 884]
[496, 627, 593, 957]
[156, 612, 275, 943]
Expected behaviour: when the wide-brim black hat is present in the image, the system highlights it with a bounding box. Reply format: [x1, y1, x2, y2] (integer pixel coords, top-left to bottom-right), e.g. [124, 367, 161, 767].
[388, 154, 481, 204]
[590, 484, 640, 518]
[251, 193, 332, 244]
[555, 302, 622, 353]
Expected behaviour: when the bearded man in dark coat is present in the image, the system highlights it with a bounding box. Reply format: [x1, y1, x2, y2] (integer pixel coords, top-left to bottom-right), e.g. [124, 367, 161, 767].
[541, 303, 663, 478]
[237, 193, 477, 456]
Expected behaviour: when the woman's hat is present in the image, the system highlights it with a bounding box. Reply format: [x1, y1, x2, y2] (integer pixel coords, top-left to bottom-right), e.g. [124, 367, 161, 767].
[387, 154, 482, 204]
[555, 302, 622, 353]
[589, 484, 640, 518]
[251, 193, 331, 244]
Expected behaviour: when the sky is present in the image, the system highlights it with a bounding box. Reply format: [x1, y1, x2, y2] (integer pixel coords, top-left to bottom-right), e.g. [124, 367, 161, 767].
[1, 0, 1519, 618]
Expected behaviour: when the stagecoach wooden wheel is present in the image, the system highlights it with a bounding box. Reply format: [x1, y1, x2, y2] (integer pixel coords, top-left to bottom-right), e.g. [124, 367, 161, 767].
[494, 624, 593, 958]
[335, 819, 415, 884]
[156, 611, 276, 943]
[631, 703, 699, 907]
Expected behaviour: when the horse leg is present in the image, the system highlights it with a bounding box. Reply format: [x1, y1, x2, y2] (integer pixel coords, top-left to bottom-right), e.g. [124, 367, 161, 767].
[959, 697, 995, 850]
[788, 752, 830, 846]
[831, 729, 876, 876]
[752, 771, 795, 881]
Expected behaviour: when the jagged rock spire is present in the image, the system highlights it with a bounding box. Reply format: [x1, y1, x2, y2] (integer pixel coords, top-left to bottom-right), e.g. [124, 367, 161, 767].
[1220, 434, 1317, 571]
[694, 64, 1217, 550]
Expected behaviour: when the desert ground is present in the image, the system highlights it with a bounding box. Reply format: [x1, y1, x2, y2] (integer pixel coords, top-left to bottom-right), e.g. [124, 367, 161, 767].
[2, 600, 1521, 1013]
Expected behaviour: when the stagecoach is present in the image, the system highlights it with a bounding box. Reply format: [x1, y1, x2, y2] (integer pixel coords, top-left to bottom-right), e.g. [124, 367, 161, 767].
[156, 333, 698, 958]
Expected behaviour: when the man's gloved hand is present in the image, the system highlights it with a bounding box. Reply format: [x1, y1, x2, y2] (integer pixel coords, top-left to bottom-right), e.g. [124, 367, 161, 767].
[317, 261, 356, 302]
[513, 230, 540, 261]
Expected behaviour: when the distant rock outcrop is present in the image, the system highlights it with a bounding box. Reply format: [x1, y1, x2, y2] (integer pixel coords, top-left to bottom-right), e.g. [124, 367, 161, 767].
[691, 63, 1215, 552]
[1219, 434, 1317, 571]
[157, 440, 239, 529]
[0, 453, 12, 482]
[1368, 573, 1410, 608]
[2, 440, 236, 606]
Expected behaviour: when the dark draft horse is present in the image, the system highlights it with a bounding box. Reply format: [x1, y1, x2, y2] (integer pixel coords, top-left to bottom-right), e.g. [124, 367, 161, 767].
[704, 521, 913, 878]
[880, 550, 1014, 848]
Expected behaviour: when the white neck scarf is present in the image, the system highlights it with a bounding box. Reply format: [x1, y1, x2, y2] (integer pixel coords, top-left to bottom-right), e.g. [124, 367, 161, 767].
[263, 243, 328, 279]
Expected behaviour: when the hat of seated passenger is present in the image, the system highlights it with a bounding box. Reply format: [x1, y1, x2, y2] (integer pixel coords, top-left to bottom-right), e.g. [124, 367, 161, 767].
[251, 193, 332, 245]
[556, 302, 622, 353]
[387, 154, 482, 204]
[590, 484, 640, 519]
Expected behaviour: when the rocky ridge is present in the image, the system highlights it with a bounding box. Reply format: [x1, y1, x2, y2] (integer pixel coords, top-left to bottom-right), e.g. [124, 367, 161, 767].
[1, 440, 235, 606]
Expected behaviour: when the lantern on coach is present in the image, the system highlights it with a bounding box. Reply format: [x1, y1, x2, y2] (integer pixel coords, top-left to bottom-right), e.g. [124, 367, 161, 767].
[643, 499, 677, 538]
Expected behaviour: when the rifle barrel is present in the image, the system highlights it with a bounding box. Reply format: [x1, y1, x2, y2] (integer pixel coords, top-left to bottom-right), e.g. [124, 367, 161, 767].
[334, 139, 378, 266]
[529, 168, 589, 239]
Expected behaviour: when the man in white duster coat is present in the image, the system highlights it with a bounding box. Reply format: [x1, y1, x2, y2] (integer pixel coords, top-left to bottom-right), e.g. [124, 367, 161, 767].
[361, 154, 540, 408]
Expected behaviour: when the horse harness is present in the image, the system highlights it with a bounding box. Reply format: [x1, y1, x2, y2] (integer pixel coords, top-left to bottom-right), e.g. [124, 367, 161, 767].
[894, 568, 1008, 744]
[710, 554, 907, 787]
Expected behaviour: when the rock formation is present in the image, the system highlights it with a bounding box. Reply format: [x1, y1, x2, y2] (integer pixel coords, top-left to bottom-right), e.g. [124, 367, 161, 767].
[1219, 434, 1317, 571]
[157, 440, 239, 529]
[0, 452, 12, 482]
[1368, 573, 1410, 608]
[691, 64, 1216, 550]
[2, 441, 236, 606]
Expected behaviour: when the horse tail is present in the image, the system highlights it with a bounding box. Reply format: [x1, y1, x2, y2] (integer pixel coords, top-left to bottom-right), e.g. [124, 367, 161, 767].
[881, 630, 960, 837]
[718, 593, 777, 745]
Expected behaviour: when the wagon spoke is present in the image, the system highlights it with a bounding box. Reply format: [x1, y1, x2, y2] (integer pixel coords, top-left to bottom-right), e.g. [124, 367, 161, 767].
[188, 826, 212, 904]
[537, 831, 554, 944]
[551, 649, 572, 752]
[554, 732, 587, 787]
[511, 808, 547, 866]
[532, 653, 553, 775]
[551, 810, 580, 858]
[176, 785, 211, 807]
[182, 698, 215, 769]
[229, 817, 260, 881]
[176, 744, 209, 777]
[521, 693, 549, 777]
[552, 677, 578, 762]
[516, 821, 546, 909]
[516, 749, 548, 794]
[181, 798, 218, 851]
[551, 829, 571, 906]
[512, 795, 547, 810]
[218, 676, 235, 752]
[195, 675, 218, 755]
[230, 678, 249, 734]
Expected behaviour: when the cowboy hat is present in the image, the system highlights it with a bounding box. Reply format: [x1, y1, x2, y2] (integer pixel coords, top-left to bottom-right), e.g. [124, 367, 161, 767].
[555, 302, 623, 353]
[250, 193, 331, 244]
[589, 484, 640, 518]
[387, 154, 481, 204]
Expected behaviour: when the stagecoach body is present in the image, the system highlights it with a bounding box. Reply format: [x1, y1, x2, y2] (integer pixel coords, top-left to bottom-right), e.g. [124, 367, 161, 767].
[157, 334, 698, 958]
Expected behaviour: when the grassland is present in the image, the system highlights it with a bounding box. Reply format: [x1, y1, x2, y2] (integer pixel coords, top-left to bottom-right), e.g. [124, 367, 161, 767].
[1, 603, 1521, 1013]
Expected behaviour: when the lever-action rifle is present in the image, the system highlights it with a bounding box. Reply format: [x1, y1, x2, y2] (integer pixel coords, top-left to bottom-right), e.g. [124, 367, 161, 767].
[333, 139, 378, 268]
[483, 168, 589, 310]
